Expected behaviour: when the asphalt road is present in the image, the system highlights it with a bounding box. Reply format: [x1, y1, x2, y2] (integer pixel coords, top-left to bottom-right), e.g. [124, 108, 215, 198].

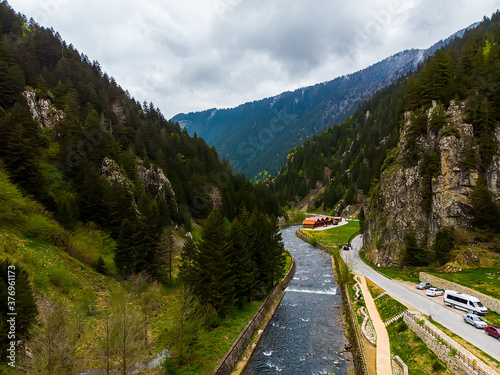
[342, 235, 500, 361]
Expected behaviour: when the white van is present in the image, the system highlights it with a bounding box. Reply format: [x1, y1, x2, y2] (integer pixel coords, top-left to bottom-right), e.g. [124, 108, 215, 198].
[443, 290, 488, 316]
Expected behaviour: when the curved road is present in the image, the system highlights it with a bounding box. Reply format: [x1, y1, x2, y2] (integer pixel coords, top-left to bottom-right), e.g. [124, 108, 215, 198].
[342, 235, 500, 361]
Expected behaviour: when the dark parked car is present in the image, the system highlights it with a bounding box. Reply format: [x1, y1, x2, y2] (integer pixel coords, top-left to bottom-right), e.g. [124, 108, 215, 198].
[484, 325, 500, 340]
[416, 282, 432, 290]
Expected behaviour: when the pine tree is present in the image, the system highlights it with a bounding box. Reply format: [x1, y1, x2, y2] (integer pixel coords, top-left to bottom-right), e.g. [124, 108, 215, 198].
[115, 218, 138, 276]
[469, 177, 500, 232]
[230, 213, 257, 306]
[247, 210, 269, 295]
[266, 217, 286, 287]
[178, 238, 200, 288]
[153, 227, 174, 282]
[1, 100, 41, 195]
[195, 209, 235, 315]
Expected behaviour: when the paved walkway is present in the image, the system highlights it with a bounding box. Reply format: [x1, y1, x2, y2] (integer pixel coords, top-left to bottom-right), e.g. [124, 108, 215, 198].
[354, 274, 392, 375]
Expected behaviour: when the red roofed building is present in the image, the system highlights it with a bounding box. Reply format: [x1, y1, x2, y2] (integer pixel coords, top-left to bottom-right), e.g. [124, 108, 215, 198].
[302, 216, 334, 229]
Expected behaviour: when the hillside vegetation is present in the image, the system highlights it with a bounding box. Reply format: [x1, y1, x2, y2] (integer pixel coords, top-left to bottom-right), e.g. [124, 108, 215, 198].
[0, 2, 288, 373]
[273, 12, 500, 268]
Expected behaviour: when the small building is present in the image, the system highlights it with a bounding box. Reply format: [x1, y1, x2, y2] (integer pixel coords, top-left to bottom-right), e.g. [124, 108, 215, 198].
[302, 216, 334, 229]
[302, 219, 316, 229]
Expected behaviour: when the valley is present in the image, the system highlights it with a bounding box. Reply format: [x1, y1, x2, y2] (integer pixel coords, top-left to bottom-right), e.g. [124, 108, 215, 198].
[1, 2, 500, 375]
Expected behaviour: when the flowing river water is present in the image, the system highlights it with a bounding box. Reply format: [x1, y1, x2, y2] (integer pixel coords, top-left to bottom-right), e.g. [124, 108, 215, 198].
[243, 225, 347, 375]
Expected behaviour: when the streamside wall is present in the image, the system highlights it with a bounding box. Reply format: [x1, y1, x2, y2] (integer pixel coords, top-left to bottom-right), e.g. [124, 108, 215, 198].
[212, 260, 296, 375]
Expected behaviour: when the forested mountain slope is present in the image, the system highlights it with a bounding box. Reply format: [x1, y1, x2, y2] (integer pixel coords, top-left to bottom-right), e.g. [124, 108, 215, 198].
[0, 2, 280, 277]
[173, 25, 475, 178]
[273, 13, 500, 266]
[0, 3, 286, 373]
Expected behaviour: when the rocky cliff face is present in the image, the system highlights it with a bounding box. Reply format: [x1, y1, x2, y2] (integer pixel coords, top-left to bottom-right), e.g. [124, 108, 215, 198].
[364, 100, 499, 265]
[136, 161, 176, 203]
[23, 89, 65, 129]
[22, 90, 178, 212]
[99, 157, 178, 211]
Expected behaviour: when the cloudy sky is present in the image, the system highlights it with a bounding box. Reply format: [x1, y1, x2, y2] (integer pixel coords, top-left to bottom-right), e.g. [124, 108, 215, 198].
[7, 0, 500, 118]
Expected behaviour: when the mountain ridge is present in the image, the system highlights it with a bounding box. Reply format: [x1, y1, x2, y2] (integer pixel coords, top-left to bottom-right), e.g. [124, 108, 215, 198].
[172, 23, 479, 178]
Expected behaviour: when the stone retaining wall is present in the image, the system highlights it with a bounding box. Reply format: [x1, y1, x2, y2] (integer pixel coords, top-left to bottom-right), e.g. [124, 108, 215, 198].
[212, 259, 296, 375]
[420, 272, 500, 314]
[403, 311, 496, 375]
[392, 355, 408, 375]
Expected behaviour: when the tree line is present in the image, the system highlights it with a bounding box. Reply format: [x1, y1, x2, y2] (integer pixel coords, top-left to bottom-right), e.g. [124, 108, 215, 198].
[178, 208, 287, 315]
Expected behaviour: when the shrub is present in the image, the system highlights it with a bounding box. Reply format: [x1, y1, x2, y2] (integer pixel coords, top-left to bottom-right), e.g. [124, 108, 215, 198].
[24, 213, 65, 245]
[142, 281, 163, 312]
[432, 359, 446, 371]
[79, 290, 98, 316]
[48, 267, 73, 294]
[95, 256, 106, 274]
[396, 320, 408, 333]
[66, 236, 99, 267]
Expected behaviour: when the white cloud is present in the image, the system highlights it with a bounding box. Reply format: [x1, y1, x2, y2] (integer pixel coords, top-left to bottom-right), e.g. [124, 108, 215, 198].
[7, 0, 500, 118]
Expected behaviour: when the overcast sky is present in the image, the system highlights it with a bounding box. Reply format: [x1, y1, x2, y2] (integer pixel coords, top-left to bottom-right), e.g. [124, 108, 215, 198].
[7, 0, 500, 118]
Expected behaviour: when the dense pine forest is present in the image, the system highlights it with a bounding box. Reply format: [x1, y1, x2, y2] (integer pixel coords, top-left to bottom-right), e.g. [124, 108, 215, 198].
[0, 2, 286, 373]
[273, 12, 500, 225]
[0, 1, 282, 274]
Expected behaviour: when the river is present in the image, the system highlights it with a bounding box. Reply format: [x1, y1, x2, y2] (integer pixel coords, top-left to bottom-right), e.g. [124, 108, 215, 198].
[243, 225, 347, 375]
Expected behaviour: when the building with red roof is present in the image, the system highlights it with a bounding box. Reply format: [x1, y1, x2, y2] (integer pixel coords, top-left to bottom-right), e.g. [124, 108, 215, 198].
[302, 216, 334, 229]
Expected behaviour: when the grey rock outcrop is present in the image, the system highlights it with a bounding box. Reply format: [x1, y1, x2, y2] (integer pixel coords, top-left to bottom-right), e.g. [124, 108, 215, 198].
[365, 100, 498, 265]
[23, 89, 65, 129]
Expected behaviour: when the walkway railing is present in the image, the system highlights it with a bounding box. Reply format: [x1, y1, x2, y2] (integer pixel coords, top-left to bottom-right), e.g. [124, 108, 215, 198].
[344, 284, 369, 375]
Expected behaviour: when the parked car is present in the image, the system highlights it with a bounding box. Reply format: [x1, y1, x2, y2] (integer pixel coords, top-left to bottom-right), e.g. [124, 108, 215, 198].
[463, 313, 487, 329]
[416, 282, 432, 290]
[426, 287, 444, 297]
[484, 325, 500, 340]
[443, 290, 488, 316]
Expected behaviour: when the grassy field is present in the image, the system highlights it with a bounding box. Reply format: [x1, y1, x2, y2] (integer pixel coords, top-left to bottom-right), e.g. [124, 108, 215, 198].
[367, 281, 407, 322]
[302, 220, 360, 245]
[387, 321, 452, 375]
[430, 318, 500, 371]
[429, 269, 500, 300]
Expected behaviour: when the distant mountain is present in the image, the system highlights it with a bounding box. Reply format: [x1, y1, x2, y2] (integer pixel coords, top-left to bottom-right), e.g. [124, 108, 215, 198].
[172, 25, 478, 178]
